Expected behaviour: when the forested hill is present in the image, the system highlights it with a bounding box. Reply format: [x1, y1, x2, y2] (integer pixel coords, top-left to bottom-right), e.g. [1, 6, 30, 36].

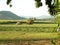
[0, 11, 25, 20]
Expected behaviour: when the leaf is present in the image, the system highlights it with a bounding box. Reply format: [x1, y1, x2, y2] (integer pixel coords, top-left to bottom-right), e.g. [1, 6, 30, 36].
[6, 0, 11, 5]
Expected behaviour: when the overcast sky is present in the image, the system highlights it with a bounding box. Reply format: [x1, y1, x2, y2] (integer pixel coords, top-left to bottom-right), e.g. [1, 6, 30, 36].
[0, 0, 50, 17]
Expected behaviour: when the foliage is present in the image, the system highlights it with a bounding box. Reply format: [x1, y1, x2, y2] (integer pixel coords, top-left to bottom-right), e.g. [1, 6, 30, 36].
[6, 0, 11, 5]
[34, 0, 60, 16]
[45, 0, 59, 16]
[6, 0, 12, 7]
[55, 15, 60, 27]
[55, 15, 60, 23]
[26, 19, 34, 24]
[10, 4, 12, 7]
[56, 15, 60, 20]
[35, 1, 42, 8]
[25, 18, 36, 24]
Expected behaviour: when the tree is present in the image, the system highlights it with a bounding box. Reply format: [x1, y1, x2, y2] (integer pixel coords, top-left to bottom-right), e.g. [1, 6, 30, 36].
[6, 0, 12, 7]
[35, 0, 60, 16]
[6, 0, 60, 16]
[6, 0, 11, 5]
[26, 18, 34, 24]
[35, 0, 42, 8]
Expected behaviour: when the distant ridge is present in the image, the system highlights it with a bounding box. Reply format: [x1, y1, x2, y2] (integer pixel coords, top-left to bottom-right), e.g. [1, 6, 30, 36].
[36, 15, 55, 19]
[0, 11, 25, 20]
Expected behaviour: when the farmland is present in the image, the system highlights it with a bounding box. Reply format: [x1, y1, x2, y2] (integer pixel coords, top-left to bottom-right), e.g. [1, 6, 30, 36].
[0, 23, 59, 40]
[0, 20, 59, 45]
[0, 24, 58, 32]
[0, 32, 59, 41]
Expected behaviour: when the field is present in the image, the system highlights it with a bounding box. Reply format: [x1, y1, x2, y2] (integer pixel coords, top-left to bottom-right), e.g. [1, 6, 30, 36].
[0, 20, 59, 45]
[0, 24, 58, 32]
[0, 32, 59, 41]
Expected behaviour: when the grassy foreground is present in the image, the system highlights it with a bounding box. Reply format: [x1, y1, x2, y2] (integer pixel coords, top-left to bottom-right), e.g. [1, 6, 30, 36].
[0, 31, 59, 41]
[0, 24, 59, 41]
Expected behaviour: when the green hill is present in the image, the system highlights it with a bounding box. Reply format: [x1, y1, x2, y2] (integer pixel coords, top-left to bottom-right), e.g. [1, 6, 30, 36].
[0, 11, 25, 20]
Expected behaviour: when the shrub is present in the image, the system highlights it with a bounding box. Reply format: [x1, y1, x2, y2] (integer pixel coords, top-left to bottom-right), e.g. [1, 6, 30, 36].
[26, 19, 34, 24]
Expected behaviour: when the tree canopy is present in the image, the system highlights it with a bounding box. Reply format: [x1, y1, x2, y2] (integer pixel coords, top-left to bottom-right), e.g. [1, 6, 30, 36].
[6, 0, 59, 16]
[6, 0, 12, 7]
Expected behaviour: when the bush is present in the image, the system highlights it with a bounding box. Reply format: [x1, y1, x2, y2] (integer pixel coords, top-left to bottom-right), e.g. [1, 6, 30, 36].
[55, 15, 60, 27]
[26, 19, 34, 24]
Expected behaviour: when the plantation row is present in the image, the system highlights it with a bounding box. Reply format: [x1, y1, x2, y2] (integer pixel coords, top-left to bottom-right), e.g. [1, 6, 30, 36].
[0, 32, 59, 40]
[0, 27, 57, 32]
[0, 20, 56, 25]
[0, 22, 56, 25]
[0, 24, 58, 32]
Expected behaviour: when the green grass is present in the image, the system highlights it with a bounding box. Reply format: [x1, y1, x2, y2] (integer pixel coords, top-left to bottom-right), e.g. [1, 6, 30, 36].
[0, 21, 58, 41]
[0, 24, 58, 32]
[0, 31, 59, 41]
[0, 24, 58, 27]
[0, 20, 56, 25]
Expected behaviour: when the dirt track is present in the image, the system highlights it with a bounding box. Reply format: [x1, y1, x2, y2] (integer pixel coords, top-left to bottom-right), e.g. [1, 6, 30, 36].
[0, 39, 60, 45]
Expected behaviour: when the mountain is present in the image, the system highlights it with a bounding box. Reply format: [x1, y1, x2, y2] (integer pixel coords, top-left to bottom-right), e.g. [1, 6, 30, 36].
[0, 11, 25, 20]
[22, 15, 55, 19]
[36, 15, 55, 19]
[35, 15, 55, 21]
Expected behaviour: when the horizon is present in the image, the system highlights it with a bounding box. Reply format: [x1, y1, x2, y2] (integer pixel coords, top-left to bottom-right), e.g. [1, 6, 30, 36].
[0, 10, 54, 19]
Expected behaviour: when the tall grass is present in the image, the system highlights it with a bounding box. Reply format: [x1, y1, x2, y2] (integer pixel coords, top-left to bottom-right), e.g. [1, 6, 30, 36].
[0, 24, 58, 32]
[0, 31, 59, 40]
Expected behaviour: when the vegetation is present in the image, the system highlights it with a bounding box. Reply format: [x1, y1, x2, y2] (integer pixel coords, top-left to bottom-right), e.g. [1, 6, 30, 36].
[56, 15, 60, 21]
[0, 24, 58, 33]
[0, 20, 59, 44]
[0, 31, 59, 40]
[26, 19, 34, 24]
[0, 0, 60, 44]
[0, 20, 58, 40]
[55, 15, 60, 26]
[35, 0, 42, 8]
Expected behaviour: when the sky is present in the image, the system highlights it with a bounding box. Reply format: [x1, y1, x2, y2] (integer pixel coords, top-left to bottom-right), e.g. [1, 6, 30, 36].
[0, 0, 50, 17]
